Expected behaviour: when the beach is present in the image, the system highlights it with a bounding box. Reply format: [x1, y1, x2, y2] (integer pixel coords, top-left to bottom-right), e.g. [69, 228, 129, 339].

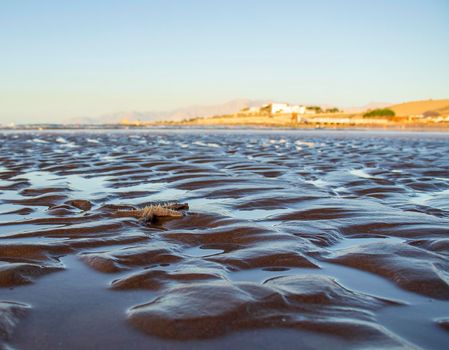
[1, 129, 449, 349]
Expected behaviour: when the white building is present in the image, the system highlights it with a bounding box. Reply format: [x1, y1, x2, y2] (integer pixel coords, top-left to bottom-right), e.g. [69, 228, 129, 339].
[247, 106, 261, 113]
[264, 103, 306, 115]
[270, 103, 290, 114]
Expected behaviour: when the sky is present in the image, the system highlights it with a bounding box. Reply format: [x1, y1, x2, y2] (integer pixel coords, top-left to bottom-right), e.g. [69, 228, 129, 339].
[1, 0, 449, 123]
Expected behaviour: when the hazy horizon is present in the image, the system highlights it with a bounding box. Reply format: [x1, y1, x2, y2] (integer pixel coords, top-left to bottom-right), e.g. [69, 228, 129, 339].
[1, 0, 449, 124]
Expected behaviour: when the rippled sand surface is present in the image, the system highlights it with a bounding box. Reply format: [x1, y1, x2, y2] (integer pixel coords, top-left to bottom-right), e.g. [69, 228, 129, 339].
[1, 130, 449, 349]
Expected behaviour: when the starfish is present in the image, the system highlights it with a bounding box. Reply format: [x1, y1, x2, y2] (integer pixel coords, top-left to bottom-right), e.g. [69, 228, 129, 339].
[114, 202, 188, 223]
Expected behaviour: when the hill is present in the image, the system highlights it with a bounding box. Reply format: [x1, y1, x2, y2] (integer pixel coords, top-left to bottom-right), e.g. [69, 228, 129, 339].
[389, 99, 449, 116]
[68, 98, 270, 124]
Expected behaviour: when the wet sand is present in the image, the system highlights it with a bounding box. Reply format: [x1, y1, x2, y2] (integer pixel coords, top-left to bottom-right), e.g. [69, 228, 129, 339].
[1, 129, 449, 349]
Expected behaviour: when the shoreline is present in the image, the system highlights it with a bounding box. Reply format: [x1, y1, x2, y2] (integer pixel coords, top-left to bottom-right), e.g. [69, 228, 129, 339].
[2, 124, 449, 132]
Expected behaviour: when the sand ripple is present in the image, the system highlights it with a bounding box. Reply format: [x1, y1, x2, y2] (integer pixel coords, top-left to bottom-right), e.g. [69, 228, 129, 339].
[1, 130, 449, 349]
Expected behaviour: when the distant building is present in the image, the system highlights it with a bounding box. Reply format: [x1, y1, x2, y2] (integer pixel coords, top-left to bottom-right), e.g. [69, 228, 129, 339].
[298, 106, 306, 115]
[247, 106, 261, 113]
[238, 103, 309, 119]
[263, 103, 307, 115]
[270, 103, 290, 114]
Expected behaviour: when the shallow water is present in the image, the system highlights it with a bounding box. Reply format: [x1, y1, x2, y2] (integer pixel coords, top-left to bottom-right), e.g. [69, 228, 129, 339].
[1, 129, 449, 349]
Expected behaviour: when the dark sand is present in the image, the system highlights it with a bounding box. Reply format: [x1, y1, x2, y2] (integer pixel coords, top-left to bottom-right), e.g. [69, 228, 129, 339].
[1, 129, 449, 349]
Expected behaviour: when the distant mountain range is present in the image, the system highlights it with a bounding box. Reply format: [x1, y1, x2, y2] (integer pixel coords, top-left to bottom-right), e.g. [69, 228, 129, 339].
[67, 99, 393, 124]
[68, 99, 271, 124]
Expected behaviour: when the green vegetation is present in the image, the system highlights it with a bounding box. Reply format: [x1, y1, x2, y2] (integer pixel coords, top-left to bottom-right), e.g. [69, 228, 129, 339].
[307, 106, 323, 113]
[306, 106, 340, 114]
[363, 108, 395, 117]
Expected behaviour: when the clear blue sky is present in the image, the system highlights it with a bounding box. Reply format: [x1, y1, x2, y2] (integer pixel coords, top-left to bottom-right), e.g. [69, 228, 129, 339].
[1, 0, 448, 123]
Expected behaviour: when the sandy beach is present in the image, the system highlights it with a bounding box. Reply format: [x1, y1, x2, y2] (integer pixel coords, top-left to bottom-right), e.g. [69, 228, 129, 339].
[0, 129, 448, 349]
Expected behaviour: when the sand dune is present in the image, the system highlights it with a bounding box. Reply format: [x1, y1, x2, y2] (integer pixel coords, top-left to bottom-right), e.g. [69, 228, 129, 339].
[390, 99, 449, 116]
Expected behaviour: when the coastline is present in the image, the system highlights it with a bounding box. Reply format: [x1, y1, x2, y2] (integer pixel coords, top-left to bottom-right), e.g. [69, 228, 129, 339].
[2, 123, 449, 132]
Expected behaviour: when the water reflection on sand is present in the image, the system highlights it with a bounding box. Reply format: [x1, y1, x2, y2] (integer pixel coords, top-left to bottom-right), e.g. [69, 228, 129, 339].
[1, 129, 449, 349]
